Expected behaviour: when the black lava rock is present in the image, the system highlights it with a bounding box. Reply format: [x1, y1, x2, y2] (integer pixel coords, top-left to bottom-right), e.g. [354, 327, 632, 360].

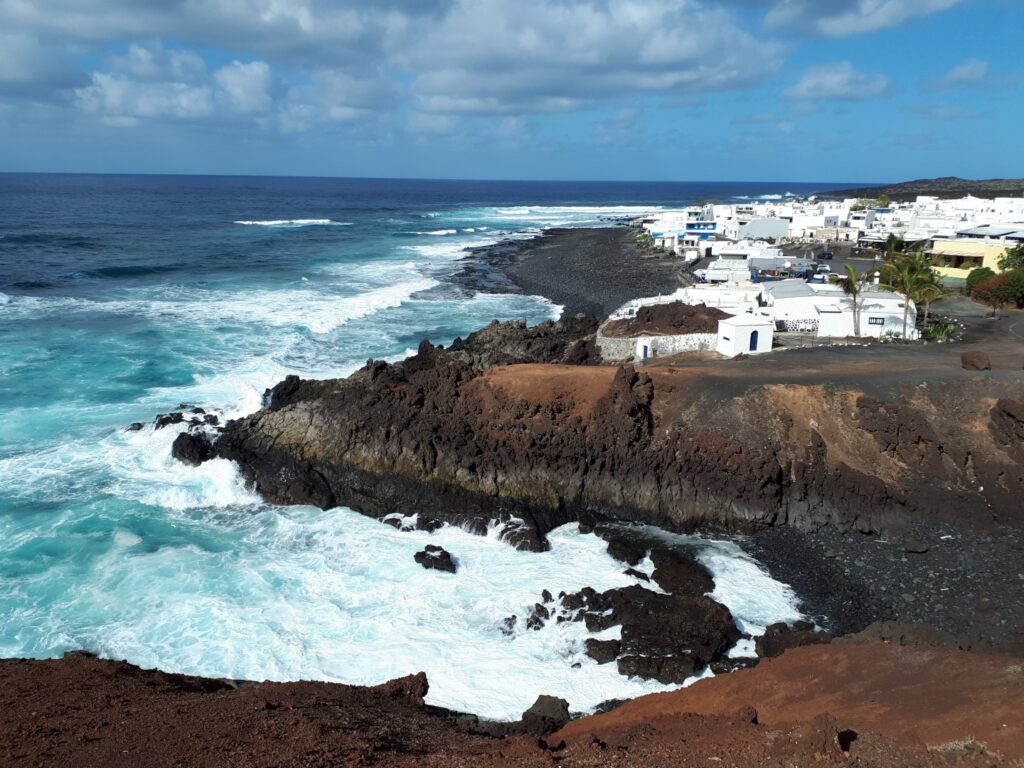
[617, 654, 696, 684]
[521, 695, 570, 736]
[154, 412, 185, 430]
[755, 621, 832, 658]
[584, 638, 620, 664]
[414, 545, 457, 574]
[171, 431, 216, 466]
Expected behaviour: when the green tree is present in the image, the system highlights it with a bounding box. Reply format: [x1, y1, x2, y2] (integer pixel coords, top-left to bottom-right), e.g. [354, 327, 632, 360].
[997, 242, 1024, 272]
[884, 233, 906, 257]
[832, 264, 868, 336]
[880, 254, 936, 340]
[917, 282, 945, 326]
[966, 266, 996, 295]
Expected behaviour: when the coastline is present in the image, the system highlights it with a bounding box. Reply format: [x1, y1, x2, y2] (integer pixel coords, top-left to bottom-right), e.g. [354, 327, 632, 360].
[451, 226, 688, 318]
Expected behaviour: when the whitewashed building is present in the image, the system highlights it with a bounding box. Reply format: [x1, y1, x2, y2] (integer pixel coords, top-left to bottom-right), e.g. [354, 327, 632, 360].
[761, 279, 918, 339]
[716, 314, 775, 356]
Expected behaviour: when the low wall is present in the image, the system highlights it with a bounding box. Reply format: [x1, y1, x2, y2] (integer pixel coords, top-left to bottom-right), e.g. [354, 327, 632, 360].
[597, 327, 717, 361]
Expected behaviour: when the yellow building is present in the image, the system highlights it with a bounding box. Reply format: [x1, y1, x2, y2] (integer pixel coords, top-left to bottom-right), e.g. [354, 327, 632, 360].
[928, 237, 1014, 283]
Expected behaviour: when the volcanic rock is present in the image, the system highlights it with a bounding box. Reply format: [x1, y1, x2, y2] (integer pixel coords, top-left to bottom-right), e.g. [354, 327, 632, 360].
[154, 411, 185, 429]
[617, 654, 696, 684]
[961, 351, 991, 370]
[413, 545, 457, 573]
[521, 695, 570, 736]
[649, 547, 714, 596]
[755, 621, 832, 658]
[171, 431, 216, 466]
[562, 584, 740, 682]
[584, 639, 620, 664]
[211, 315, 1024, 555]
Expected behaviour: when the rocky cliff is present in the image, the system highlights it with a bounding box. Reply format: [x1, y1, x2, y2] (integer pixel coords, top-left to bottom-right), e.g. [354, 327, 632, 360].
[203, 318, 1024, 550]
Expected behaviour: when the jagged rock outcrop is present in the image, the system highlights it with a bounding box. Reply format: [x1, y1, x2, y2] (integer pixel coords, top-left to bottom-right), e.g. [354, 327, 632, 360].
[413, 545, 457, 573]
[199, 318, 1024, 548]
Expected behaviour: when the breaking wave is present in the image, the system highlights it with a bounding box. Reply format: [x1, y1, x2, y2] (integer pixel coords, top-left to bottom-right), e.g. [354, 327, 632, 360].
[234, 219, 352, 228]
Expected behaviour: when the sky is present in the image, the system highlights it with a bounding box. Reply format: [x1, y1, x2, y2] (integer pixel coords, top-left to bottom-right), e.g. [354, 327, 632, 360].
[0, 0, 1021, 182]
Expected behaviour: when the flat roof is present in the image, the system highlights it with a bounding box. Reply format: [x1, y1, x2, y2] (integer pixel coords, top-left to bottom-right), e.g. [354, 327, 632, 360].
[764, 280, 816, 299]
[956, 225, 1019, 237]
[719, 313, 774, 327]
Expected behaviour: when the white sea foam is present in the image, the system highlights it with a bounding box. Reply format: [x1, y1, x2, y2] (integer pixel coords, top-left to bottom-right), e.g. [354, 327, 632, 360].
[0, 277, 439, 335]
[423, 228, 457, 236]
[0, 194, 803, 724]
[0, 512, 802, 720]
[234, 219, 352, 227]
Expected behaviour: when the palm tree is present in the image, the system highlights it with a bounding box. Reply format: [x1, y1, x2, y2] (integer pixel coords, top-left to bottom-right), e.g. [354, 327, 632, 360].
[880, 255, 934, 340]
[833, 264, 866, 337]
[917, 282, 944, 327]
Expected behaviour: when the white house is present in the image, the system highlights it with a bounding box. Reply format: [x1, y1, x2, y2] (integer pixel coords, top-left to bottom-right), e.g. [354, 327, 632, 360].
[717, 314, 775, 356]
[762, 279, 918, 339]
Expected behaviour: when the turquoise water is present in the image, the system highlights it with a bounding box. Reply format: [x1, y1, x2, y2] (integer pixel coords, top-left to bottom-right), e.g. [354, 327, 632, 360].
[0, 175, 815, 716]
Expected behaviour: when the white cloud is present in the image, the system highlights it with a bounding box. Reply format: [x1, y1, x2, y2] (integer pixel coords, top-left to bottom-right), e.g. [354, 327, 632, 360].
[75, 72, 214, 120]
[764, 0, 961, 37]
[784, 62, 888, 101]
[215, 60, 273, 113]
[403, 0, 786, 114]
[934, 58, 988, 89]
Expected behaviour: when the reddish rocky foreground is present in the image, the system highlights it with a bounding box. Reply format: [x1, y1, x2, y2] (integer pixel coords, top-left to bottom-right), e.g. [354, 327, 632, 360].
[2, 643, 1021, 767]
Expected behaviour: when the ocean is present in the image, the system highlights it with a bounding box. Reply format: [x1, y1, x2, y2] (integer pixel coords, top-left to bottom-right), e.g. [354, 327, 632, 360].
[0, 174, 825, 718]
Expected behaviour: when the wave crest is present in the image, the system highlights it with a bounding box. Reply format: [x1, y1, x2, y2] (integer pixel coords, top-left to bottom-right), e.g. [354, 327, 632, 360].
[234, 219, 352, 228]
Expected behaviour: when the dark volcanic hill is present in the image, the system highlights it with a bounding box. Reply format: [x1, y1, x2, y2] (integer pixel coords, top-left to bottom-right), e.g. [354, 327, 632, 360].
[821, 177, 1024, 201]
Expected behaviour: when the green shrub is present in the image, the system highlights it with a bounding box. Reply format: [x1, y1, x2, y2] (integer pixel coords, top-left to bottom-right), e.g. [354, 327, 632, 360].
[923, 321, 957, 342]
[966, 267, 995, 295]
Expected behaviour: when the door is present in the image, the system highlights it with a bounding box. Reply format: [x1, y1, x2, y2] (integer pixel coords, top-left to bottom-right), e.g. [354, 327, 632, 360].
[749, 330, 759, 352]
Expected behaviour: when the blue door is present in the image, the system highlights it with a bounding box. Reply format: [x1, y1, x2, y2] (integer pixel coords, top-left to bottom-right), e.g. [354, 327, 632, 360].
[749, 330, 759, 352]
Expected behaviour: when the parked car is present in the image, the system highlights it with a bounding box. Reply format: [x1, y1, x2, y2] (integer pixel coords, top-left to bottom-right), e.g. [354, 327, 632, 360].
[815, 251, 834, 260]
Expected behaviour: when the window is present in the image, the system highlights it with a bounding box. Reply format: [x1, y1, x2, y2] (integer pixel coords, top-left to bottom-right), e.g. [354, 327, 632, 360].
[868, 317, 884, 326]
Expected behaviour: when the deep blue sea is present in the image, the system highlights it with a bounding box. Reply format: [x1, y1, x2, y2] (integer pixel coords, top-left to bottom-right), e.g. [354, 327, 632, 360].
[0, 174, 830, 717]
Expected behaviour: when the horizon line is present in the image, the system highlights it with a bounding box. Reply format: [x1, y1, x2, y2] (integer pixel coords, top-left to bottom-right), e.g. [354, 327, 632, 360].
[0, 170, 882, 187]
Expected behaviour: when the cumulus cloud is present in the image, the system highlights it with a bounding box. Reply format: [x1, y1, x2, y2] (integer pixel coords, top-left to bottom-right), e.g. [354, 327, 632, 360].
[403, 0, 786, 114]
[764, 0, 961, 37]
[784, 62, 888, 101]
[214, 60, 273, 113]
[933, 58, 988, 89]
[74, 73, 214, 124]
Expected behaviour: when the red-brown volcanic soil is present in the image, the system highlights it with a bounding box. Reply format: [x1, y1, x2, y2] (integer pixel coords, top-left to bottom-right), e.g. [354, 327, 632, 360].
[602, 302, 730, 338]
[3, 643, 1022, 767]
[557, 641, 1024, 762]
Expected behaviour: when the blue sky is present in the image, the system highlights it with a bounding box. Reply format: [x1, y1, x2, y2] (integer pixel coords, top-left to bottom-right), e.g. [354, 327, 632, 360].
[0, 0, 1021, 182]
